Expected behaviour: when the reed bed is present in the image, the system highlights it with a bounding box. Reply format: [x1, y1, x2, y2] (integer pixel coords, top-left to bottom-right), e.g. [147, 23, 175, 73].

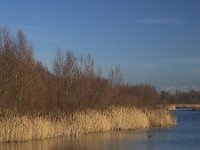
[0, 107, 176, 142]
[166, 104, 177, 111]
[145, 108, 176, 127]
[110, 107, 150, 130]
[0, 115, 70, 142]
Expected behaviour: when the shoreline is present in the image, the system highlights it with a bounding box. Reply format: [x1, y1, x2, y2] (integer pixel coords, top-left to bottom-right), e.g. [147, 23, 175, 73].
[0, 107, 176, 143]
[166, 104, 200, 111]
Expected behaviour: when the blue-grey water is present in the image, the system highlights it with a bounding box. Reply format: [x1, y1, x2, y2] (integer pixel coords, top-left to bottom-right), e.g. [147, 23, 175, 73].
[1, 109, 200, 150]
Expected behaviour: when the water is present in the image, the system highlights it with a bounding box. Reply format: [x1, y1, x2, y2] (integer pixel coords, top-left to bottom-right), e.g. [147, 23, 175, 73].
[1, 109, 200, 150]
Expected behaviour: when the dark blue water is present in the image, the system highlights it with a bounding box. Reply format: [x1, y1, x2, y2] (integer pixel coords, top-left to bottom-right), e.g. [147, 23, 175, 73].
[1, 110, 200, 150]
[128, 110, 200, 150]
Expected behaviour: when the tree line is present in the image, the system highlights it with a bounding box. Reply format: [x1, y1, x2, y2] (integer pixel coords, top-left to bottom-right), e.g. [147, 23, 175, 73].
[159, 90, 200, 104]
[0, 26, 199, 115]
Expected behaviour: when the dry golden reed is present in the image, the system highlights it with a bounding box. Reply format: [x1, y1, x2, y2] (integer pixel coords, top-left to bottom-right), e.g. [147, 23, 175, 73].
[0, 115, 70, 142]
[0, 107, 176, 142]
[145, 108, 176, 127]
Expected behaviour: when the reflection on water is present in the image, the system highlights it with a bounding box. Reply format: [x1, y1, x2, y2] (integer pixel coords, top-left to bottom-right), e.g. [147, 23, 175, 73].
[1, 110, 200, 150]
[0, 131, 149, 150]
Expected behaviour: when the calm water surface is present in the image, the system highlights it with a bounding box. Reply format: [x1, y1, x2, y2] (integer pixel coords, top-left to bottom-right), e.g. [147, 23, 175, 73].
[1, 109, 200, 150]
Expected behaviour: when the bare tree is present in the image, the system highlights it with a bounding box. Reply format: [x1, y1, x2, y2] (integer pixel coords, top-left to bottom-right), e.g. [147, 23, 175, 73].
[63, 50, 80, 111]
[15, 29, 34, 109]
[84, 54, 94, 77]
[109, 65, 123, 87]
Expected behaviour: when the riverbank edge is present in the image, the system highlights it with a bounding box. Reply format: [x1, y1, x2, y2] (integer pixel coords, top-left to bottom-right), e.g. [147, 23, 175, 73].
[166, 104, 200, 111]
[0, 107, 176, 142]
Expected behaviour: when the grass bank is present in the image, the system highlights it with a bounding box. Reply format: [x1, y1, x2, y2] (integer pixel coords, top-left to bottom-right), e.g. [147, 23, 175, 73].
[166, 104, 200, 111]
[0, 107, 176, 142]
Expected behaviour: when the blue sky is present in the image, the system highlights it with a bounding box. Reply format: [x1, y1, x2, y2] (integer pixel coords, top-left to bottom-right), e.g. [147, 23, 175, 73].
[0, 0, 200, 91]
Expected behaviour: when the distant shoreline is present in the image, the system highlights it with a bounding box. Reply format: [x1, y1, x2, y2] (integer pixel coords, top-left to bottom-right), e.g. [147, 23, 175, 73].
[166, 104, 200, 111]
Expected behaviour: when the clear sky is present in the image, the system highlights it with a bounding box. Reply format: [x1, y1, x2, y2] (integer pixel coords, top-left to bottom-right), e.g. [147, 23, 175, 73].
[0, 0, 200, 91]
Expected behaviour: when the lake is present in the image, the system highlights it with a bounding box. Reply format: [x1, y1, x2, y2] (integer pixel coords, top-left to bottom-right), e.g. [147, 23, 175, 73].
[1, 109, 200, 150]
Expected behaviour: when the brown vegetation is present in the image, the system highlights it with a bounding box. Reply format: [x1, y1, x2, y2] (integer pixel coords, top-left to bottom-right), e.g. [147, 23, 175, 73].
[0, 26, 176, 142]
[0, 107, 176, 142]
[159, 90, 200, 104]
[0, 26, 159, 114]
